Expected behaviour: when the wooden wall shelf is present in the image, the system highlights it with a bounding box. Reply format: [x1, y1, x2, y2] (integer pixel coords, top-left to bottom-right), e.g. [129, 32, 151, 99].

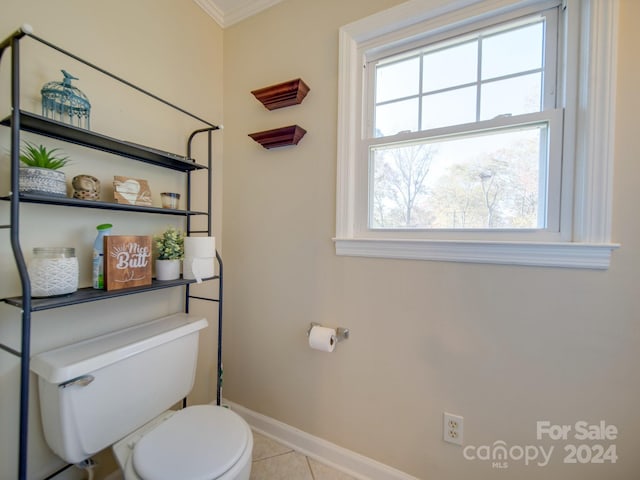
[248, 125, 307, 149]
[251, 78, 310, 110]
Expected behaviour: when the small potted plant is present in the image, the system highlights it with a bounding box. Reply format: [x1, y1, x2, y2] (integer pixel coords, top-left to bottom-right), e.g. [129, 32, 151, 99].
[19, 141, 70, 197]
[154, 226, 184, 281]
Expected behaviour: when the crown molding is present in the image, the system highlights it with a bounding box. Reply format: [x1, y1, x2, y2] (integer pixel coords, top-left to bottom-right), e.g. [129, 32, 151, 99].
[193, 0, 225, 26]
[193, 0, 283, 28]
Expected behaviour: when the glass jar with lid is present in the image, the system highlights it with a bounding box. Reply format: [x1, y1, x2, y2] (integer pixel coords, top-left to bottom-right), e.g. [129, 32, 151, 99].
[28, 247, 79, 297]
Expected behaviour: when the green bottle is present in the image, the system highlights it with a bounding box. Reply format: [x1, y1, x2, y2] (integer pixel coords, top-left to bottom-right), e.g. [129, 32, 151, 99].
[92, 223, 112, 289]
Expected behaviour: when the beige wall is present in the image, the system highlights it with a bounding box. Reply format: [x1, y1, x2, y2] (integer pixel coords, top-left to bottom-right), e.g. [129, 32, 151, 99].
[0, 2, 222, 478]
[222, 1, 640, 479]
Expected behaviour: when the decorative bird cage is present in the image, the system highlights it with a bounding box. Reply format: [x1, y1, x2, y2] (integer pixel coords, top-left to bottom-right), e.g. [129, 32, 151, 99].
[41, 70, 91, 129]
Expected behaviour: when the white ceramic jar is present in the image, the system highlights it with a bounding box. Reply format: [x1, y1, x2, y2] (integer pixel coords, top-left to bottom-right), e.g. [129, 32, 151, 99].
[28, 247, 79, 297]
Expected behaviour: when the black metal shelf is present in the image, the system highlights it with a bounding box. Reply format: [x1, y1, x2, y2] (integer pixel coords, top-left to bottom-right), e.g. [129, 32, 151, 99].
[2, 276, 218, 312]
[0, 193, 207, 216]
[1, 111, 208, 172]
[1, 28, 223, 480]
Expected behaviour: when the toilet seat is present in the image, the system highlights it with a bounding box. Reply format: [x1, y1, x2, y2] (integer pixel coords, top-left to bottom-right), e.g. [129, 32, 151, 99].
[119, 405, 250, 480]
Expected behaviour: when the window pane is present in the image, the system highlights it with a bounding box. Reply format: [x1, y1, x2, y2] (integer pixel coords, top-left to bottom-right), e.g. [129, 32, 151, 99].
[422, 41, 477, 92]
[480, 73, 542, 120]
[481, 22, 544, 80]
[376, 56, 420, 103]
[370, 142, 437, 228]
[370, 125, 545, 229]
[421, 86, 476, 130]
[375, 98, 419, 137]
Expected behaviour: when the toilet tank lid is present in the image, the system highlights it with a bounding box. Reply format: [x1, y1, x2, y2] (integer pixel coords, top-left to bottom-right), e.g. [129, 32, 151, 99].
[31, 313, 208, 384]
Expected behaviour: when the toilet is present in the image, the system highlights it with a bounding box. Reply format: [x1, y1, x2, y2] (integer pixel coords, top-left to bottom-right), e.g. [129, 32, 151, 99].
[30, 313, 253, 480]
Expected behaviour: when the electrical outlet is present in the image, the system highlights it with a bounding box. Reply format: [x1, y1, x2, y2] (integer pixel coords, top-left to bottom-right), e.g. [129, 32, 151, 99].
[443, 412, 464, 445]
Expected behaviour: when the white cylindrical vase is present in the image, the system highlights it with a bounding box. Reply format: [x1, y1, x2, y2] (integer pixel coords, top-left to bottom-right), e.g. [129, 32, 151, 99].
[155, 259, 180, 281]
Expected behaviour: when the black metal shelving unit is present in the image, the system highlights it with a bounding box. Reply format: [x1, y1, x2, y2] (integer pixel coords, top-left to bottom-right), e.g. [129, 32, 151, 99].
[1, 192, 209, 216]
[1, 110, 208, 170]
[0, 26, 223, 480]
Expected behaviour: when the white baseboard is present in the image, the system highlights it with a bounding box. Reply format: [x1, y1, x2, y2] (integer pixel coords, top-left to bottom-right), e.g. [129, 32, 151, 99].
[222, 399, 419, 480]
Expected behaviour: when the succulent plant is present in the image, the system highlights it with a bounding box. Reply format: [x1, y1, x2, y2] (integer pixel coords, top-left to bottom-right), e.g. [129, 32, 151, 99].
[19, 142, 70, 170]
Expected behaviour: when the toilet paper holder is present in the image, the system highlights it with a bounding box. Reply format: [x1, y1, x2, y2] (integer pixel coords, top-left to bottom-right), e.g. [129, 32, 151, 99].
[306, 322, 350, 343]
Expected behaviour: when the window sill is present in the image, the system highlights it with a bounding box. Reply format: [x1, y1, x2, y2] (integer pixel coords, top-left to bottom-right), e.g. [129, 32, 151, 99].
[333, 238, 619, 269]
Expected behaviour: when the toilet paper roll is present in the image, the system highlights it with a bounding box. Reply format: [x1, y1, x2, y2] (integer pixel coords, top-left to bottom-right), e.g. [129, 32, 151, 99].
[183, 237, 215, 283]
[308, 325, 336, 353]
[183, 256, 215, 283]
[184, 236, 215, 258]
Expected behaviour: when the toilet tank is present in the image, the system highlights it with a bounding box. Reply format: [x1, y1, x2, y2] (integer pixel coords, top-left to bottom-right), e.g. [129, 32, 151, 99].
[30, 313, 208, 464]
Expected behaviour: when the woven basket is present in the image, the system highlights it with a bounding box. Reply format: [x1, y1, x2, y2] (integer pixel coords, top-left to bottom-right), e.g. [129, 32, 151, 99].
[19, 167, 67, 197]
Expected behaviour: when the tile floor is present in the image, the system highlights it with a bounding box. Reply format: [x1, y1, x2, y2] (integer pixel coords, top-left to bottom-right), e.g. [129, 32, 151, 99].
[250, 430, 357, 480]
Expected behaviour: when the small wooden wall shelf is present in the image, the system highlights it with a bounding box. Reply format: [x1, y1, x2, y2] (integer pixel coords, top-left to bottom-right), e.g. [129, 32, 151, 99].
[251, 78, 310, 110]
[248, 125, 307, 149]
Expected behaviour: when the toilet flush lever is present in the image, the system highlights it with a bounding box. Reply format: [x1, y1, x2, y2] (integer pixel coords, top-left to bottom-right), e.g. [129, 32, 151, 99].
[59, 375, 95, 389]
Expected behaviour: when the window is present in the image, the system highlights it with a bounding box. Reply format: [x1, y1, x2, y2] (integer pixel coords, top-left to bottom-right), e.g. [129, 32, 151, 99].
[335, 0, 619, 268]
[369, 12, 558, 231]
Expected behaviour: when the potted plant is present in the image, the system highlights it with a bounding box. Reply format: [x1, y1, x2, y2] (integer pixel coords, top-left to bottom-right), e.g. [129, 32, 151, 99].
[19, 142, 70, 197]
[154, 226, 184, 280]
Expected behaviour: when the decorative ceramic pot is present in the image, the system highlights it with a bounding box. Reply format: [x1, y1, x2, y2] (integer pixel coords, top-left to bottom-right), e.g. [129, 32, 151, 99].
[19, 167, 67, 197]
[72, 174, 100, 200]
[155, 259, 180, 281]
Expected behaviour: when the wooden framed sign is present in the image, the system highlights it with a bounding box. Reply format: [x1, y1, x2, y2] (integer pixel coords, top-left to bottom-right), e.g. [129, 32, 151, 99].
[113, 176, 152, 206]
[104, 236, 152, 290]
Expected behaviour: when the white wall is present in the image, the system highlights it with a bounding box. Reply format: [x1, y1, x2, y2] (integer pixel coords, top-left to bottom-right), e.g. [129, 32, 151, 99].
[0, 2, 223, 478]
[222, 1, 640, 479]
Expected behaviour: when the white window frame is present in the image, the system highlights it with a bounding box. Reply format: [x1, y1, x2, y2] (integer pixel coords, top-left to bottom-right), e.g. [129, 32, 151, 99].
[334, 0, 620, 269]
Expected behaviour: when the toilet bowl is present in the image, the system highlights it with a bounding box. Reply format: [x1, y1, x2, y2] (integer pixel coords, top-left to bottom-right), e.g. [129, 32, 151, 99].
[113, 405, 253, 480]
